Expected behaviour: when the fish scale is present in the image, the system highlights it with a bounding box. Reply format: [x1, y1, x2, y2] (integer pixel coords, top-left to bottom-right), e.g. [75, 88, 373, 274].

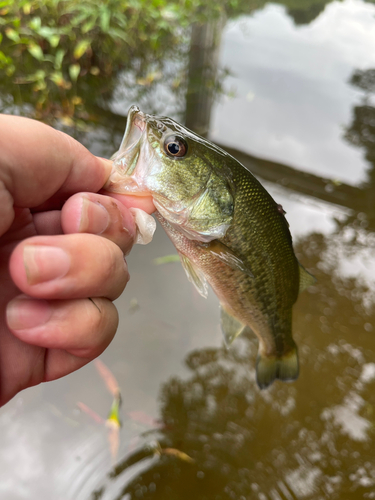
[108, 105, 315, 389]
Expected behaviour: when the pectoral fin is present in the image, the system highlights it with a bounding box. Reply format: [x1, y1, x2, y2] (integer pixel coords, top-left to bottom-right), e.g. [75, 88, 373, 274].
[179, 253, 209, 298]
[205, 241, 254, 277]
[298, 262, 316, 293]
[220, 305, 246, 346]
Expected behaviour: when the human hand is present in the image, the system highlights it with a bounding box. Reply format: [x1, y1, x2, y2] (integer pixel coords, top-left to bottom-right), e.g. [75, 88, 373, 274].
[0, 115, 153, 406]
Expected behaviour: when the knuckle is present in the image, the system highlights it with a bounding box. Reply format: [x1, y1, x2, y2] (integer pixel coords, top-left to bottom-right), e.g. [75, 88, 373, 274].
[88, 298, 117, 351]
[98, 240, 128, 298]
[75, 299, 112, 357]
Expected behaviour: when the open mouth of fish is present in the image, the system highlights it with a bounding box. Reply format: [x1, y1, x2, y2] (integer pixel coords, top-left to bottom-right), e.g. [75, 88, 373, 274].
[107, 105, 152, 197]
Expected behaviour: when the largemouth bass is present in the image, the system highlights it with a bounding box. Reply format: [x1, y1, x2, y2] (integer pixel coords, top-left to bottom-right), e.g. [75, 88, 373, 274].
[107, 105, 315, 389]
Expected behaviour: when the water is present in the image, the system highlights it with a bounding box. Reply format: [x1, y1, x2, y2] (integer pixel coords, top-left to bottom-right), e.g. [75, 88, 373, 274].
[1, 1, 375, 498]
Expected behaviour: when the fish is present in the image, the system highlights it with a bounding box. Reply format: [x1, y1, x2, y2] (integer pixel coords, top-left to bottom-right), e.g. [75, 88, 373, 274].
[106, 105, 315, 389]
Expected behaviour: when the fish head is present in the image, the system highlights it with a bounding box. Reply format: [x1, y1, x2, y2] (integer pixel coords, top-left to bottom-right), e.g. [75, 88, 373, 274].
[108, 105, 235, 242]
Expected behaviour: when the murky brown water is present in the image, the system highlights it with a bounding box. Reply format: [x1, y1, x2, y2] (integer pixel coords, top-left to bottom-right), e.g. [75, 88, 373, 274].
[1, 1, 375, 499]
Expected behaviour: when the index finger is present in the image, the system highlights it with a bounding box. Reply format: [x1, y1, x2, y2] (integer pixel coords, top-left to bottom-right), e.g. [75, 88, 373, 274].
[0, 114, 112, 209]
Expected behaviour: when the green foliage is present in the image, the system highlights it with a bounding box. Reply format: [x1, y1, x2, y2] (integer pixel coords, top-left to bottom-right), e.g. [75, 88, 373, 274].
[0, 0, 213, 123]
[0, 0, 361, 125]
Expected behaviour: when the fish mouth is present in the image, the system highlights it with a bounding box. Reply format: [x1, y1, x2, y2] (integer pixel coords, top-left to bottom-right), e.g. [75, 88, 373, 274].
[114, 105, 146, 176]
[108, 105, 152, 195]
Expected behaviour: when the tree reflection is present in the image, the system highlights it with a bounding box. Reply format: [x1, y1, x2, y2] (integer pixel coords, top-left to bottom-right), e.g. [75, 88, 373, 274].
[345, 69, 375, 177]
[283, 0, 334, 25]
[342, 68, 375, 229]
[93, 226, 375, 499]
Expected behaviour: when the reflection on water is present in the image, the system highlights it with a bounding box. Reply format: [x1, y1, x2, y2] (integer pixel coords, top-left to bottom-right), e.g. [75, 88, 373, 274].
[1, 1, 375, 499]
[90, 220, 375, 499]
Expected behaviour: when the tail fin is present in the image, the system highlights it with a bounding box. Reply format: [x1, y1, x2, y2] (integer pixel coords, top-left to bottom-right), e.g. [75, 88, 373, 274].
[256, 347, 299, 389]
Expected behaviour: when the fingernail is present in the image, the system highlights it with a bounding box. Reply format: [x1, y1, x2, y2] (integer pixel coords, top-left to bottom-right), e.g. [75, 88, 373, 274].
[79, 198, 110, 234]
[6, 298, 52, 330]
[24, 245, 71, 285]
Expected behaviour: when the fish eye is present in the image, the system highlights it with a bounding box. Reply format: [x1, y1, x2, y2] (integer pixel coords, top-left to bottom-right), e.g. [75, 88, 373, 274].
[163, 135, 188, 158]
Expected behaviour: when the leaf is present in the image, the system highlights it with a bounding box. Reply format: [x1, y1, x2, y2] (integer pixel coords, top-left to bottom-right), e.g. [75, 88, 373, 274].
[70, 10, 94, 27]
[28, 16, 41, 32]
[33, 69, 46, 80]
[82, 19, 96, 34]
[43, 54, 55, 64]
[19, 36, 32, 45]
[107, 395, 121, 427]
[71, 95, 82, 105]
[33, 79, 46, 91]
[107, 27, 129, 43]
[161, 7, 179, 21]
[48, 34, 60, 47]
[106, 395, 121, 463]
[60, 116, 74, 127]
[28, 43, 44, 61]
[136, 70, 162, 86]
[12, 17, 20, 29]
[54, 48, 65, 69]
[100, 8, 110, 32]
[15, 70, 46, 84]
[5, 28, 20, 43]
[161, 448, 195, 463]
[5, 64, 15, 76]
[153, 254, 180, 265]
[49, 71, 71, 89]
[94, 359, 120, 397]
[69, 63, 80, 81]
[73, 39, 91, 59]
[38, 26, 55, 38]
[149, 441, 195, 463]
[22, 2, 32, 15]
[0, 50, 12, 69]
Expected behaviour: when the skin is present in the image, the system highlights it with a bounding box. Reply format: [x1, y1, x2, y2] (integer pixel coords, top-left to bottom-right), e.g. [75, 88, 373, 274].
[0, 114, 154, 407]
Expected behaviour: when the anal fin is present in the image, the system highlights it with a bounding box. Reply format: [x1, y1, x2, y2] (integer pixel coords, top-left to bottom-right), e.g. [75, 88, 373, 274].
[220, 305, 246, 346]
[256, 346, 299, 389]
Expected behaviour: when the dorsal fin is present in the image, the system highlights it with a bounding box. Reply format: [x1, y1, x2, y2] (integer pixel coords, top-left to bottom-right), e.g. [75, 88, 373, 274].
[298, 262, 316, 293]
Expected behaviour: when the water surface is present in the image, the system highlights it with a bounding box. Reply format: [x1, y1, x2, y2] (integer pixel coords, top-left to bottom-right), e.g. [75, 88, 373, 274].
[0, 1, 375, 499]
